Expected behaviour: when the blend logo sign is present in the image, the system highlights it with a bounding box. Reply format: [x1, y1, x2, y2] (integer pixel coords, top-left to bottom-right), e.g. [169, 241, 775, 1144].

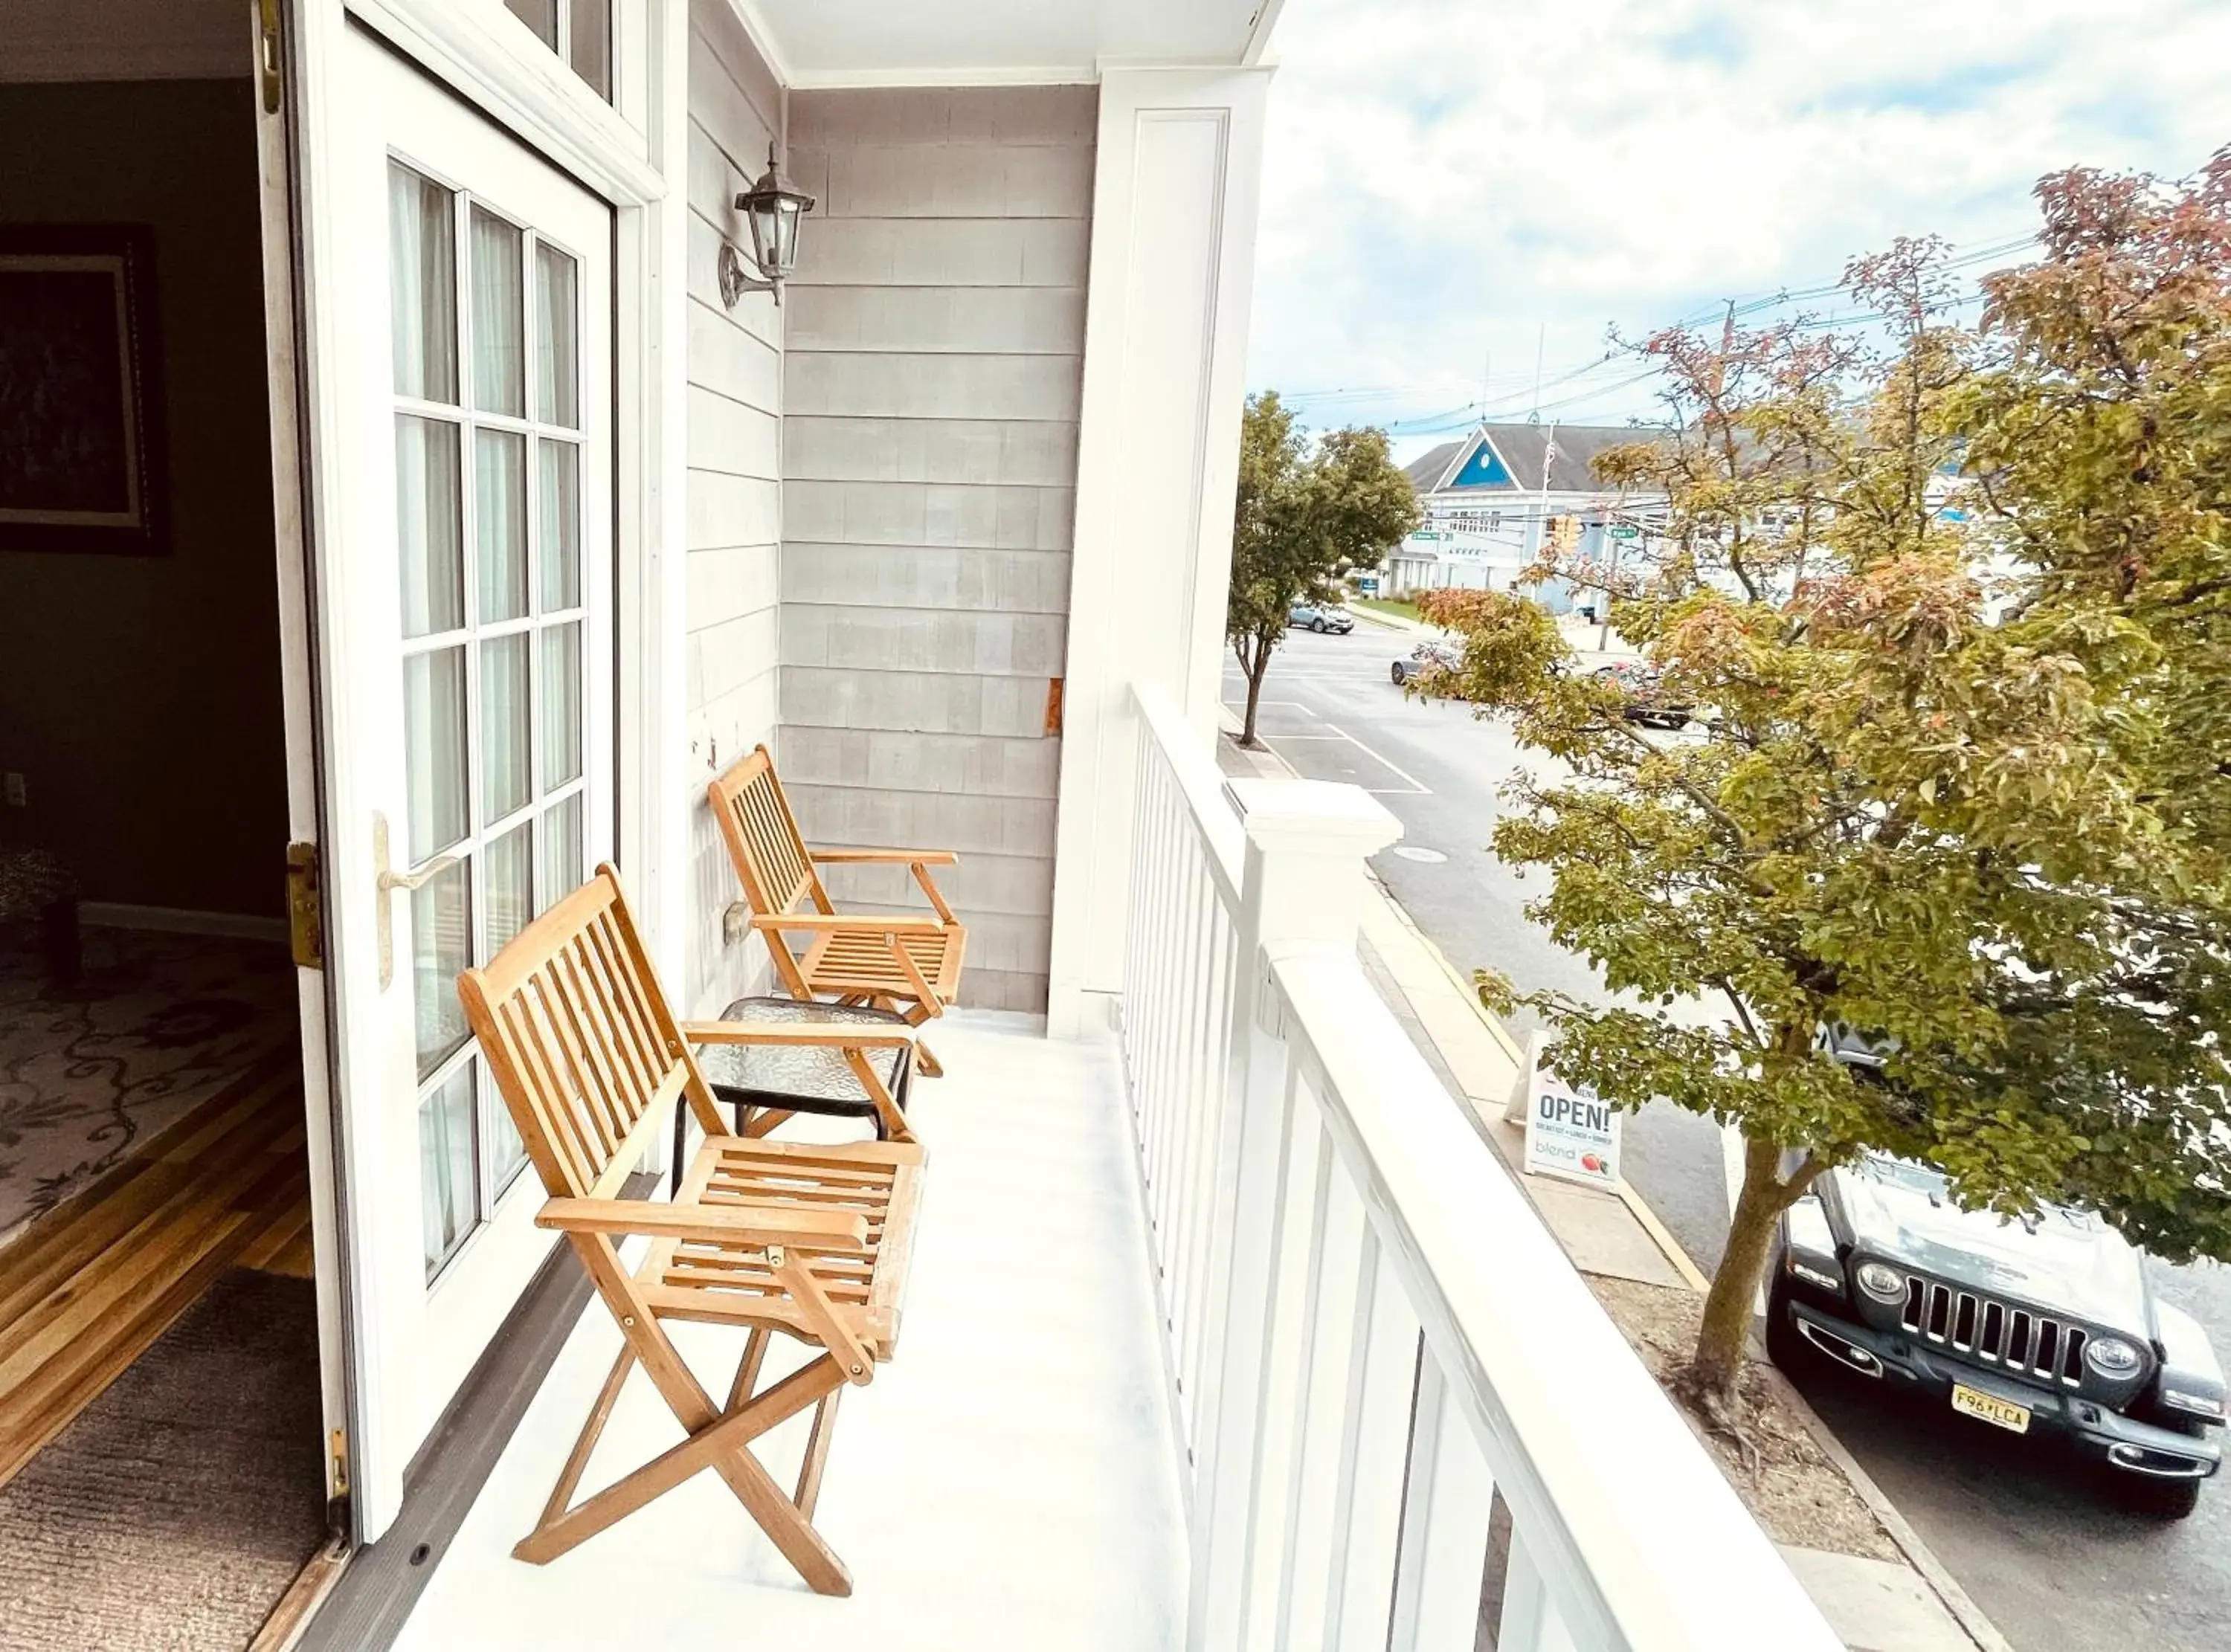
[1522, 1034, 1622, 1189]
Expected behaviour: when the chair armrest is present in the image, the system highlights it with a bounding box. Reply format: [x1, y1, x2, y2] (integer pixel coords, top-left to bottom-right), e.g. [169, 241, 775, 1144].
[680, 1021, 915, 1050]
[748, 912, 945, 935]
[537, 1197, 869, 1249]
[808, 848, 960, 865]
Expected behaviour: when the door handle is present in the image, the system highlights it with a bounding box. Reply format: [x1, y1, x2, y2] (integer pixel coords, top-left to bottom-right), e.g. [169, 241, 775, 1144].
[377, 858, 462, 895]
[373, 811, 460, 990]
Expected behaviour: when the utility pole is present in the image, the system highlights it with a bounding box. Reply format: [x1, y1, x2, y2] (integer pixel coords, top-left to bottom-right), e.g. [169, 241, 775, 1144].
[1537, 419, 1558, 575]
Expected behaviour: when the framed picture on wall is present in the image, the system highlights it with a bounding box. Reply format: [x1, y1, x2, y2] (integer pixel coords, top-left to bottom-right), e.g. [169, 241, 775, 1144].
[0, 225, 170, 556]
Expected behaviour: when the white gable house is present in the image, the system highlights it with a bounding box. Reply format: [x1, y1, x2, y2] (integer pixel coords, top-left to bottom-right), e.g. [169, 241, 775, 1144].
[1385, 422, 1668, 609]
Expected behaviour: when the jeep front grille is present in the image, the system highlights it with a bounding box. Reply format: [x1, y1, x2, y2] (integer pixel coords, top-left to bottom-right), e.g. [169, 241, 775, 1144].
[1899, 1274, 2088, 1387]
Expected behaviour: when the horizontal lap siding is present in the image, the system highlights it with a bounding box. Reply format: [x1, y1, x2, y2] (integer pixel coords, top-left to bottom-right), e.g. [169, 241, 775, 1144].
[684, 0, 782, 1016]
[781, 85, 1094, 1014]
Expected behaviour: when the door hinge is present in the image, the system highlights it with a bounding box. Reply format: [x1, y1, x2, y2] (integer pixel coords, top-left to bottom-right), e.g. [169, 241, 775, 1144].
[257, 0, 283, 114]
[286, 840, 325, 970]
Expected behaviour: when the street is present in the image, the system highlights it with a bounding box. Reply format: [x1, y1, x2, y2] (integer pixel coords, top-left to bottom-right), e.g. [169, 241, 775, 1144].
[1225, 621, 2231, 1652]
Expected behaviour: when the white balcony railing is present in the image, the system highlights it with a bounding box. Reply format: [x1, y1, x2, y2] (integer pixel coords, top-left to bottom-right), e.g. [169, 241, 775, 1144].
[1118, 684, 1840, 1652]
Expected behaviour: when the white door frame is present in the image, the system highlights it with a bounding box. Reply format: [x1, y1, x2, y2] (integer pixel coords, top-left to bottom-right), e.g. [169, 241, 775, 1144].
[250, 3, 352, 1519]
[280, 0, 685, 1539]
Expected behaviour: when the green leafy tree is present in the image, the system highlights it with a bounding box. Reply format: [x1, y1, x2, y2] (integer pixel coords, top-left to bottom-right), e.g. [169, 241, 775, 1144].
[1417, 161, 2231, 1419]
[1229, 393, 1418, 745]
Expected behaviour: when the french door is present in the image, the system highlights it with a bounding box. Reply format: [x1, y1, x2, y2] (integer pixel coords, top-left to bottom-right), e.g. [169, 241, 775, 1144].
[309, 22, 614, 1535]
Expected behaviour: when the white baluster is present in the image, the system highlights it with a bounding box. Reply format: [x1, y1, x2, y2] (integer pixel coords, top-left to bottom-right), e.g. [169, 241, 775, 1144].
[1187, 778, 1401, 1652]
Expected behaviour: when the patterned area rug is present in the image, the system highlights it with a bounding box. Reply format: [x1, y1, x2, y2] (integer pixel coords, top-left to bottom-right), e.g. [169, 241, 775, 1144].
[0, 930, 297, 1246]
[0, 1270, 326, 1651]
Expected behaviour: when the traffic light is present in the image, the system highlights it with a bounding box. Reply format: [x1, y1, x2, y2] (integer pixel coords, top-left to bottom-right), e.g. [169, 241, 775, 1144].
[1545, 514, 1579, 555]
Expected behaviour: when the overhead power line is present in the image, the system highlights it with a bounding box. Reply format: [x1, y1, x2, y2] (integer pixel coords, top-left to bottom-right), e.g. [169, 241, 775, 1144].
[1282, 229, 2041, 430]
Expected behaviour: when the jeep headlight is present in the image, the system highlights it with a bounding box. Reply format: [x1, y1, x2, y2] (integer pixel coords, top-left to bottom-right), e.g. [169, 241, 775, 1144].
[1855, 1261, 1905, 1303]
[2084, 1335, 2143, 1378]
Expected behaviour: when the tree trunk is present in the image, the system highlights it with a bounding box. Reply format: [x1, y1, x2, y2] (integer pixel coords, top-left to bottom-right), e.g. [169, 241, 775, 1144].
[1689, 1132, 1797, 1413]
[1241, 630, 1274, 746]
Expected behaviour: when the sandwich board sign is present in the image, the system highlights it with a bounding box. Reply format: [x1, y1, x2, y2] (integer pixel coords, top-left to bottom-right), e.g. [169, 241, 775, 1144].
[1522, 1033, 1622, 1189]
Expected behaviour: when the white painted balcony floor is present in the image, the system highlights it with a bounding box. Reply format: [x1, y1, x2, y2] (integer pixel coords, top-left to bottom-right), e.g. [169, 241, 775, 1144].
[393, 1013, 1187, 1652]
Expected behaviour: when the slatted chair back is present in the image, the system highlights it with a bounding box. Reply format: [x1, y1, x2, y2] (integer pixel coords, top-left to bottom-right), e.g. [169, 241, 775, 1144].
[709, 746, 831, 998]
[709, 745, 829, 922]
[460, 865, 726, 1201]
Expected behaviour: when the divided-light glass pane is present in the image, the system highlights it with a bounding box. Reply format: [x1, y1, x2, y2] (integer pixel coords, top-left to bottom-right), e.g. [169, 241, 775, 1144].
[419, 1064, 480, 1278]
[485, 822, 535, 958]
[537, 439, 580, 611]
[387, 163, 457, 403]
[474, 427, 527, 622]
[570, 0, 613, 102]
[411, 857, 471, 1079]
[402, 647, 469, 859]
[534, 242, 579, 428]
[487, 1097, 529, 1195]
[395, 416, 463, 638]
[501, 0, 556, 46]
[469, 206, 525, 418]
[543, 792, 583, 912]
[541, 622, 582, 793]
[480, 633, 532, 822]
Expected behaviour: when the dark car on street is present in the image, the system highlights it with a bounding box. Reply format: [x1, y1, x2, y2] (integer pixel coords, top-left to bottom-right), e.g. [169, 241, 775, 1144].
[1289, 603, 1355, 635]
[1771, 1152, 2226, 1517]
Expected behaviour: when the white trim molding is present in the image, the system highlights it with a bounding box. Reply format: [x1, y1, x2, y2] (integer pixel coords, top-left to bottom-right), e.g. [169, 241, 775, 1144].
[1044, 63, 1272, 1040]
[345, 0, 666, 205]
[721, 0, 793, 89]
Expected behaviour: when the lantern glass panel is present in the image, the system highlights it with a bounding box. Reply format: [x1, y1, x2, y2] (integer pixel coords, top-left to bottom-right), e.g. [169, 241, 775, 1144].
[772, 199, 802, 274]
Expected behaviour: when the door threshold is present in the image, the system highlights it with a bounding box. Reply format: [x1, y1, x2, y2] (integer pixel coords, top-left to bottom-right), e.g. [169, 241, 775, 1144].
[250, 1537, 350, 1652]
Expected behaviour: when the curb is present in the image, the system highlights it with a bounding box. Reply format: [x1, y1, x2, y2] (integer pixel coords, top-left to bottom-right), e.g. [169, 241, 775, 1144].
[1345, 607, 1412, 633]
[1365, 875, 1528, 1070]
[1757, 1362, 2018, 1652]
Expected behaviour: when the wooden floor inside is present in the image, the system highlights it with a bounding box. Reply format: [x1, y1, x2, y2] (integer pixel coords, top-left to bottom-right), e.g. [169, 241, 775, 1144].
[0, 1051, 313, 1491]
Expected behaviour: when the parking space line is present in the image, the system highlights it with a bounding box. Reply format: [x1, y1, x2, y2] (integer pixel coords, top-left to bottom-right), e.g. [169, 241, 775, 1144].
[1320, 723, 1433, 795]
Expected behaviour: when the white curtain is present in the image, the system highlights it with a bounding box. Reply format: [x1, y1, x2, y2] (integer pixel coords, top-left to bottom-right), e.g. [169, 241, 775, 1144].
[387, 162, 456, 401]
[470, 207, 524, 417]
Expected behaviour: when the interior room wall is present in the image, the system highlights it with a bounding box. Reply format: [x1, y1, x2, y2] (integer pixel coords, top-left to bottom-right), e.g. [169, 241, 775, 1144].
[779, 85, 1095, 1013]
[0, 77, 287, 921]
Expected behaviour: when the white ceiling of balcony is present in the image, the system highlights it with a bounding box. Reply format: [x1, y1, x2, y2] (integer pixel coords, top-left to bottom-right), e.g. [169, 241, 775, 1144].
[738, 0, 1280, 85]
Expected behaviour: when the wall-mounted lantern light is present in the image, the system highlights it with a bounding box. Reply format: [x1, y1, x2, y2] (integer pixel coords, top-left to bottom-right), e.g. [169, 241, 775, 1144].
[718, 144, 815, 307]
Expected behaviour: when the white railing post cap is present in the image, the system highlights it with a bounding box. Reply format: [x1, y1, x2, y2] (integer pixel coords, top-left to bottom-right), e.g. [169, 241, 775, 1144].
[1223, 777, 1403, 856]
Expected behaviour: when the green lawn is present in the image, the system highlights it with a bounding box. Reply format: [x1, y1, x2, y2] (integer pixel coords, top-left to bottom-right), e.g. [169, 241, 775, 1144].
[1351, 596, 1423, 626]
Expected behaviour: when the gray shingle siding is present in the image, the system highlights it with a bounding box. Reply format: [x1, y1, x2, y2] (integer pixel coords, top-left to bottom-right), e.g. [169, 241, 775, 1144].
[780, 85, 1095, 1014]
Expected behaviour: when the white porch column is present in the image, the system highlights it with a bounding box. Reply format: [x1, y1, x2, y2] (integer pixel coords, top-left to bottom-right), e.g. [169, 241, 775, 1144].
[1044, 63, 1272, 1038]
[1189, 778, 1400, 1652]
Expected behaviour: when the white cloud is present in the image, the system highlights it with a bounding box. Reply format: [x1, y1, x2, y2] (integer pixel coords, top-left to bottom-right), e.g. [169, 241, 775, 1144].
[1249, 0, 2231, 453]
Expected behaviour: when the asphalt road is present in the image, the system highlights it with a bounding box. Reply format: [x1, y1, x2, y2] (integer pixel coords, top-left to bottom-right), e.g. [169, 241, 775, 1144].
[1226, 621, 2231, 1652]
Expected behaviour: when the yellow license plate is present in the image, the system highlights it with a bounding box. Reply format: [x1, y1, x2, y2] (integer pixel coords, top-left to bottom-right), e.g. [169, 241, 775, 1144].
[1951, 1383, 2032, 1434]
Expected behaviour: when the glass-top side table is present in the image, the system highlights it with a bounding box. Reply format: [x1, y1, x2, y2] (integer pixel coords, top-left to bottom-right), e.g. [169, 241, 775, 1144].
[672, 996, 915, 1193]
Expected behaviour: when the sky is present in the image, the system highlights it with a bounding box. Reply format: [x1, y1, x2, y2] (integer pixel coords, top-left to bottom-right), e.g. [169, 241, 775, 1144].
[1248, 0, 2231, 460]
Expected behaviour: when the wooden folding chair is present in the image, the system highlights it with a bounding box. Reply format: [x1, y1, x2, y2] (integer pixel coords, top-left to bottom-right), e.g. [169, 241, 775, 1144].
[709, 746, 967, 1077]
[457, 865, 926, 1596]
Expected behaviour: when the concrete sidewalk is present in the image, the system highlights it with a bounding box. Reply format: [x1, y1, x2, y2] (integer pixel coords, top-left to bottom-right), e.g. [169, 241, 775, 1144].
[1215, 720, 2007, 1652]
